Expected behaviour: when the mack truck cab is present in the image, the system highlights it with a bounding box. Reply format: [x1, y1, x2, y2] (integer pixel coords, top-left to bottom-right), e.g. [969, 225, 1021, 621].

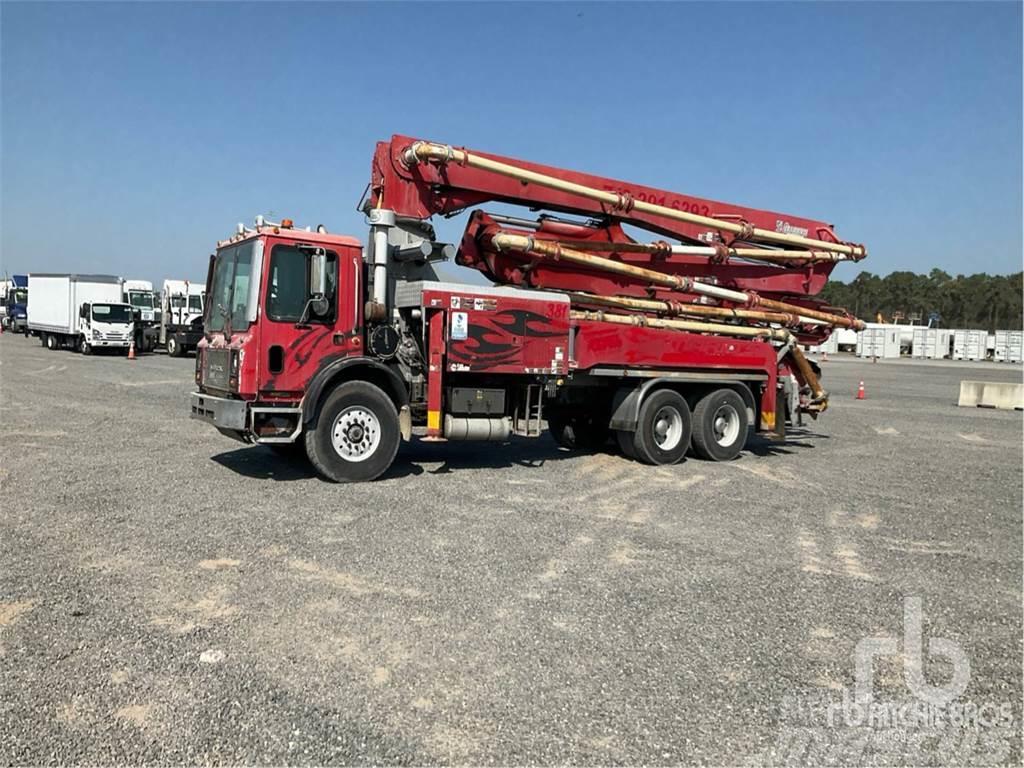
[192, 220, 390, 476]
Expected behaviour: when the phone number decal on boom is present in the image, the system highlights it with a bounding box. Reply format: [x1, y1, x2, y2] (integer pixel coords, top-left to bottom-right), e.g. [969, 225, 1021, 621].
[602, 185, 712, 216]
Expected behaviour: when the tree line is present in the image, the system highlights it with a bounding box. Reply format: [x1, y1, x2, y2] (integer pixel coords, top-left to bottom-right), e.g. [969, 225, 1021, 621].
[819, 270, 1023, 331]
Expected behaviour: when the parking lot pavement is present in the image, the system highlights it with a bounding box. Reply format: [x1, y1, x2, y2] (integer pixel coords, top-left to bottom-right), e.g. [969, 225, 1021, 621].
[1, 333, 1021, 765]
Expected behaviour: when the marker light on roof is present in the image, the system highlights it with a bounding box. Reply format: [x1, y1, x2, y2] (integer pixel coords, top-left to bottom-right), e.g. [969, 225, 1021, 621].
[281, 218, 293, 228]
[317, 224, 327, 234]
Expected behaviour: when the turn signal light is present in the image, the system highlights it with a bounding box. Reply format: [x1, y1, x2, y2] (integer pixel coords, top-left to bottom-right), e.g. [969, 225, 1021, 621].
[281, 218, 293, 228]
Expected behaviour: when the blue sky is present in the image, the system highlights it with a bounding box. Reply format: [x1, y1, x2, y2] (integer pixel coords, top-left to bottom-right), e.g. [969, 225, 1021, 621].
[2, 1, 1021, 287]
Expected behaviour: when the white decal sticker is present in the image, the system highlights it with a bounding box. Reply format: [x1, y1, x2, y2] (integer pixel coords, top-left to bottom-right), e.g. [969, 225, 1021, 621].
[451, 311, 468, 340]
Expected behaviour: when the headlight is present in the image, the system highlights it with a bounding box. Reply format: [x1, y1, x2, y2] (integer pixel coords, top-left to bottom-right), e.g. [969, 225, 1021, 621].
[92, 330, 101, 339]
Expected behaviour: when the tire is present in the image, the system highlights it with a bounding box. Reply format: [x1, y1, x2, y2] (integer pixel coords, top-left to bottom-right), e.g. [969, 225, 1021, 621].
[631, 388, 692, 465]
[166, 336, 180, 357]
[45, 334, 58, 351]
[40, 333, 48, 347]
[691, 388, 749, 462]
[79, 337, 92, 355]
[547, 411, 610, 451]
[547, 413, 574, 449]
[304, 381, 400, 483]
[615, 429, 638, 460]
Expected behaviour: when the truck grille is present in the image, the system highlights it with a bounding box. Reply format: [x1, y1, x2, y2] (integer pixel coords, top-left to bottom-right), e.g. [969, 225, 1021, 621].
[203, 348, 231, 391]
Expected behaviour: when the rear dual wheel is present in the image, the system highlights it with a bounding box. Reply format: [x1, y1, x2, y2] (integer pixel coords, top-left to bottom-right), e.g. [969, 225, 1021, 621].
[624, 389, 692, 466]
[691, 388, 748, 462]
[615, 387, 749, 465]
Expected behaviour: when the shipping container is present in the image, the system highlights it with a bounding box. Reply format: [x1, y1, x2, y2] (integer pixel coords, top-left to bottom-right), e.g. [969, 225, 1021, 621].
[834, 328, 858, 351]
[806, 334, 839, 355]
[952, 329, 987, 361]
[911, 327, 951, 359]
[994, 330, 1023, 363]
[856, 324, 901, 359]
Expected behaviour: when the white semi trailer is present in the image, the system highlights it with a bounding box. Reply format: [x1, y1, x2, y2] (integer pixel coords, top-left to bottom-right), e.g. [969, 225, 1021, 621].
[27, 274, 134, 354]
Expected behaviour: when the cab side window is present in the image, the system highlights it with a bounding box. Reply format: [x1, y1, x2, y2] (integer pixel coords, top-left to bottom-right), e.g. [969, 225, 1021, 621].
[266, 245, 337, 323]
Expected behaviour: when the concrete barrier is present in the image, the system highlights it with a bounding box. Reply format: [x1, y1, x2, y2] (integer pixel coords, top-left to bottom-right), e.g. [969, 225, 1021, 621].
[958, 380, 1024, 410]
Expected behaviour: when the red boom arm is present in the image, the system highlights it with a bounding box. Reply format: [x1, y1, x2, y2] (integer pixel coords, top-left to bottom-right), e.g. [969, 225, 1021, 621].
[369, 134, 853, 299]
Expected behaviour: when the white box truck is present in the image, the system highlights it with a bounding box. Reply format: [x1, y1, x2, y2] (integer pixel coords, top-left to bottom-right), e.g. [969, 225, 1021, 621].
[27, 274, 134, 354]
[160, 279, 205, 356]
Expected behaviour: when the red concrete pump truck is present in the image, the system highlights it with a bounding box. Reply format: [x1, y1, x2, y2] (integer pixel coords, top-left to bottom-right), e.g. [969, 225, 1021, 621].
[191, 135, 866, 482]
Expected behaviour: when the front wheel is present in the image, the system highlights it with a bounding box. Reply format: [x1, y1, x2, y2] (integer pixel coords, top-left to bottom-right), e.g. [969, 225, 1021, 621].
[691, 388, 749, 462]
[631, 388, 692, 465]
[305, 381, 400, 483]
[166, 336, 180, 357]
[79, 337, 92, 355]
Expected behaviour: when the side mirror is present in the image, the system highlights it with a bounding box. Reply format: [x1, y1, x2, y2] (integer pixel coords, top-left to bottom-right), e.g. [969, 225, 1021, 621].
[80, 303, 89, 319]
[309, 249, 329, 316]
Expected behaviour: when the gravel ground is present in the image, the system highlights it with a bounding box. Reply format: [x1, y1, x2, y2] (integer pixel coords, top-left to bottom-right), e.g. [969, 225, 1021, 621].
[1, 333, 1021, 765]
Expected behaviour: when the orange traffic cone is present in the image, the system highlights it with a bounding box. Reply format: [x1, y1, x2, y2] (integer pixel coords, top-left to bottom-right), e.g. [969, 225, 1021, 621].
[856, 380, 865, 400]
[128, 340, 136, 360]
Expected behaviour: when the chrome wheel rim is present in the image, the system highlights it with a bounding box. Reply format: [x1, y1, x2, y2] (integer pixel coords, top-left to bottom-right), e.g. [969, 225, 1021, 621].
[713, 404, 740, 447]
[652, 406, 684, 451]
[331, 406, 381, 462]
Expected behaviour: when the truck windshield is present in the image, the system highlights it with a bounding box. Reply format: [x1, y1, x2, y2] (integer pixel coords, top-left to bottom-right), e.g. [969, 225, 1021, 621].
[208, 241, 255, 333]
[92, 304, 133, 324]
[128, 291, 154, 309]
[188, 294, 203, 312]
[11, 289, 27, 304]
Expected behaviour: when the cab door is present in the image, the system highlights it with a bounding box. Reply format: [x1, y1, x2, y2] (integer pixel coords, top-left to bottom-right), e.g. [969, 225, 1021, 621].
[257, 239, 362, 397]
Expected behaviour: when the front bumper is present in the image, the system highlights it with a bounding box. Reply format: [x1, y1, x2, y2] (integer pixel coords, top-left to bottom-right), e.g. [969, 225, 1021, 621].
[191, 391, 302, 444]
[191, 392, 248, 432]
